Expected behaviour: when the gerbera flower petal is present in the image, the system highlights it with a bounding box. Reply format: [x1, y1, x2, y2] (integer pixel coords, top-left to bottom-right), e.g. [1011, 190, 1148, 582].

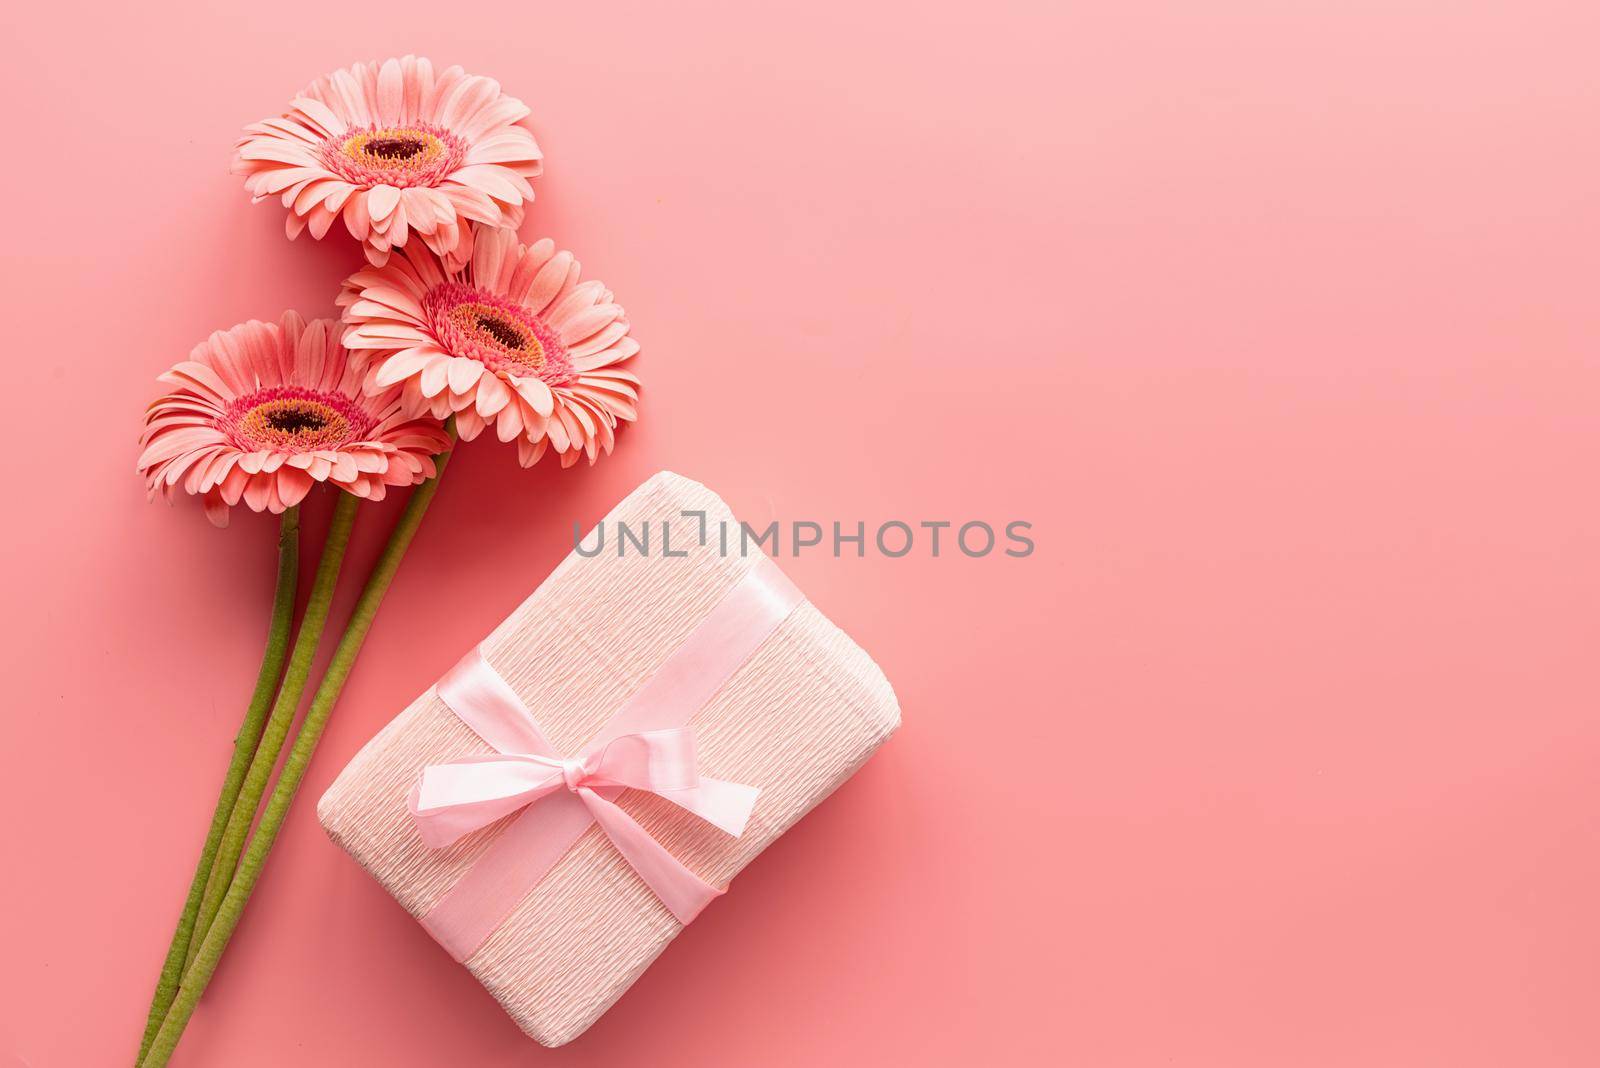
[277, 466, 315, 507]
[516, 436, 548, 468]
[494, 400, 525, 442]
[204, 494, 232, 527]
[454, 407, 486, 441]
[524, 251, 574, 314]
[512, 376, 555, 417]
[139, 313, 452, 526]
[234, 57, 541, 265]
[474, 374, 511, 417]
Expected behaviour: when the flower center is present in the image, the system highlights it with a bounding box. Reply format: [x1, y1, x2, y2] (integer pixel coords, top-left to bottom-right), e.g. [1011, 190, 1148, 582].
[448, 303, 546, 371]
[471, 310, 530, 351]
[424, 283, 576, 385]
[220, 387, 375, 453]
[362, 136, 427, 161]
[323, 124, 466, 188]
[265, 407, 330, 433]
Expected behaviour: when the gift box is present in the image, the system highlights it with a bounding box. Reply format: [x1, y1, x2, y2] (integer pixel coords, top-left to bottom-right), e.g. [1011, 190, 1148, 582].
[317, 471, 900, 1046]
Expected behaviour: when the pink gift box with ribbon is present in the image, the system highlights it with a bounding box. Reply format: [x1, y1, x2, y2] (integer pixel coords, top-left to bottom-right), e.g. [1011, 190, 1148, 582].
[317, 471, 900, 1045]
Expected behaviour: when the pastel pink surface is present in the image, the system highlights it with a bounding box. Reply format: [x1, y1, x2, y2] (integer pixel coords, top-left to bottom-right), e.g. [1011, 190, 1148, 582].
[1, 4, 1598, 1068]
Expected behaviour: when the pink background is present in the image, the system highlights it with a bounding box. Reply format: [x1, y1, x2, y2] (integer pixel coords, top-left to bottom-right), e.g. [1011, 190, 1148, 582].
[2, 2, 1598, 1065]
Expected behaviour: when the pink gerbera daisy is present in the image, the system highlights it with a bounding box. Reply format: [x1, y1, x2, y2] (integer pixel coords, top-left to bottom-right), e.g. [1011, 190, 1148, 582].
[139, 312, 453, 527]
[338, 227, 640, 468]
[233, 56, 542, 268]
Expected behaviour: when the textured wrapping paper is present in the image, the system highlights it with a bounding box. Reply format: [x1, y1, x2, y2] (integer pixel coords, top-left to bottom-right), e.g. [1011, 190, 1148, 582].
[318, 471, 900, 1045]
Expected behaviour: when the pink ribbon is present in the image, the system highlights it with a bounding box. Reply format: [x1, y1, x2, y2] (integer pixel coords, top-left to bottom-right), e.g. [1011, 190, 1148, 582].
[412, 555, 804, 962]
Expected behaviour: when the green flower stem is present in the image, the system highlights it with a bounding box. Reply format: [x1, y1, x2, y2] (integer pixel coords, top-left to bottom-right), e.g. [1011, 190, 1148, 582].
[141, 430, 454, 1068]
[184, 491, 361, 970]
[134, 507, 301, 1064]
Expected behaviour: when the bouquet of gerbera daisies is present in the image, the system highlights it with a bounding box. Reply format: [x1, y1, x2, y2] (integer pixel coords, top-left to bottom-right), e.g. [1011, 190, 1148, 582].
[131, 57, 641, 1068]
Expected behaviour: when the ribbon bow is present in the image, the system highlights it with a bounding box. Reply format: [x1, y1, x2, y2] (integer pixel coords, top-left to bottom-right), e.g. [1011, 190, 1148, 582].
[409, 651, 761, 928]
[407, 555, 803, 962]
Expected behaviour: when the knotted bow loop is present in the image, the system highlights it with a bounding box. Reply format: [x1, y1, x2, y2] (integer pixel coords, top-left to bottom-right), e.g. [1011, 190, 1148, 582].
[409, 753, 566, 848]
[409, 719, 761, 908]
[413, 557, 803, 958]
[588, 728, 701, 792]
